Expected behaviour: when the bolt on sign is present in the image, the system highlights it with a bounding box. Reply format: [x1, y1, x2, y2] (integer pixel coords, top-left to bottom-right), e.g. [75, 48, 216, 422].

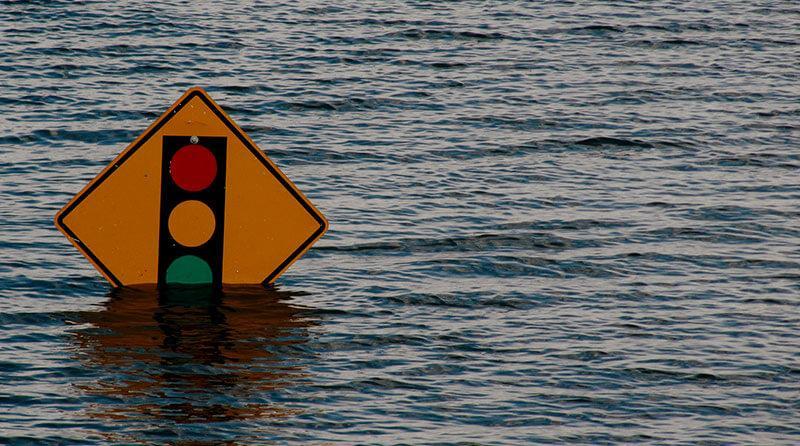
[55, 87, 328, 287]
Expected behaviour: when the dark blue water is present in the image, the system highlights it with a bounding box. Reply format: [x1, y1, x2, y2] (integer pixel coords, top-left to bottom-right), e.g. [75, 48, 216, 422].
[1, 1, 799, 444]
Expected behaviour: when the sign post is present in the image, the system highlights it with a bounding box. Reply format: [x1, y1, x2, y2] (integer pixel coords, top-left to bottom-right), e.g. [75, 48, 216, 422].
[55, 87, 328, 287]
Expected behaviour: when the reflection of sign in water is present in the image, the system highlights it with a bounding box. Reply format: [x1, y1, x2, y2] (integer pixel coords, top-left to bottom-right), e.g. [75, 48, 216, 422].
[55, 87, 328, 288]
[69, 287, 313, 441]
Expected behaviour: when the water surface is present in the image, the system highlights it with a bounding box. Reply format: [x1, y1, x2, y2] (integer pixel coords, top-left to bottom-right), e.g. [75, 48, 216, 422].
[1, 1, 799, 444]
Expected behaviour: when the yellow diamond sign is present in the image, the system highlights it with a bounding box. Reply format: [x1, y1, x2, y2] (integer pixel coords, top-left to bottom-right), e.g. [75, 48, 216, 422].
[55, 87, 328, 287]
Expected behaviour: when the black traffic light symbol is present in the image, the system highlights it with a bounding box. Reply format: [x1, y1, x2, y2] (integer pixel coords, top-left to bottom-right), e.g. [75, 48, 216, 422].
[158, 136, 227, 287]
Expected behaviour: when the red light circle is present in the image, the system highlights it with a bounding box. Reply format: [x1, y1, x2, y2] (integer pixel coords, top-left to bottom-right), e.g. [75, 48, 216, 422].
[169, 144, 217, 192]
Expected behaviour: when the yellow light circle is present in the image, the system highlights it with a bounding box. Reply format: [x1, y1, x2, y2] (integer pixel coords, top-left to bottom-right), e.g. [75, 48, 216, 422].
[168, 200, 216, 247]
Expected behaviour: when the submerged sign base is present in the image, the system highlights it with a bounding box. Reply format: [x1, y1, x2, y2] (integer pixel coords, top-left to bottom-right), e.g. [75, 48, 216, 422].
[55, 87, 328, 287]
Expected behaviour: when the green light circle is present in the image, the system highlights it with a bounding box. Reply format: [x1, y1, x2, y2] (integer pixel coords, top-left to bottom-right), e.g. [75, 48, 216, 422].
[165, 255, 213, 285]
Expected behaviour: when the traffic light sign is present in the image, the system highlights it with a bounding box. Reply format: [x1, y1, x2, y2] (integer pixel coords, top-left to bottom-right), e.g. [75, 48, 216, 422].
[54, 87, 327, 287]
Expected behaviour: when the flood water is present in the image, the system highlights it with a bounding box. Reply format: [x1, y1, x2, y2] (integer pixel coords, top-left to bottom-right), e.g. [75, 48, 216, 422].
[1, 1, 799, 444]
